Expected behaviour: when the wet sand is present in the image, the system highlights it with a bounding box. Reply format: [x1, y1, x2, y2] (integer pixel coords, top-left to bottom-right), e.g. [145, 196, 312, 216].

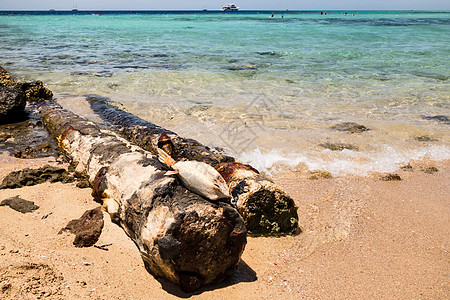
[1, 151, 448, 299]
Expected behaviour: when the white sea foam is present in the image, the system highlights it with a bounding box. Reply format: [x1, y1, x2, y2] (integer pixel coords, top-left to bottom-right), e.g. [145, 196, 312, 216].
[238, 145, 450, 176]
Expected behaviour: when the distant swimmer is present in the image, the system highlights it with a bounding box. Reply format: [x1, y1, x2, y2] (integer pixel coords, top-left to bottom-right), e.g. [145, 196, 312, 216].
[271, 13, 274, 18]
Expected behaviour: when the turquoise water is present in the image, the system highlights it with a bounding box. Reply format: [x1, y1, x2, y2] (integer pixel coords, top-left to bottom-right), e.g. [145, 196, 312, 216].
[1, 11, 449, 175]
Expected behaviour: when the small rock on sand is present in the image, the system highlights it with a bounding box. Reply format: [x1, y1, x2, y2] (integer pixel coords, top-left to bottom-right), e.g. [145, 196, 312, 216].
[319, 142, 359, 151]
[422, 167, 439, 174]
[59, 207, 104, 247]
[0, 196, 39, 213]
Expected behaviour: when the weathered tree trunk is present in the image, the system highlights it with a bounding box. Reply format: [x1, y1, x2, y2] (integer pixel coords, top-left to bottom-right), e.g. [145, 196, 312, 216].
[88, 96, 299, 235]
[39, 101, 247, 292]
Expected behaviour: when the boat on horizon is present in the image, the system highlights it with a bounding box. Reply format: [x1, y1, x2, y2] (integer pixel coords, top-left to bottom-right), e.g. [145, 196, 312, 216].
[221, 3, 239, 12]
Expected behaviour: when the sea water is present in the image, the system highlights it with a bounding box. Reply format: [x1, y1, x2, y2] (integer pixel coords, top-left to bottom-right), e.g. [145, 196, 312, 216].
[1, 10, 449, 175]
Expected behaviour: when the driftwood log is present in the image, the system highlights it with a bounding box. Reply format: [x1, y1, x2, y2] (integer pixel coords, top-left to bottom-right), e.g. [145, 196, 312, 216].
[88, 96, 298, 235]
[39, 101, 247, 292]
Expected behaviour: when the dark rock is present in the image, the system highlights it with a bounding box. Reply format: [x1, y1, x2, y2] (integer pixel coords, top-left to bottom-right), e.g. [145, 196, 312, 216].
[59, 207, 104, 247]
[225, 65, 257, 71]
[414, 135, 438, 142]
[75, 178, 91, 188]
[308, 171, 333, 180]
[0, 66, 16, 86]
[74, 172, 91, 189]
[257, 51, 282, 56]
[422, 166, 439, 174]
[400, 164, 414, 171]
[319, 142, 359, 151]
[380, 174, 402, 181]
[0, 67, 52, 103]
[152, 53, 169, 57]
[0, 196, 39, 213]
[330, 122, 370, 133]
[13, 146, 37, 158]
[422, 115, 450, 125]
[0, 85, 27, 124]
[0, 165, 74, 189]
[19, 81, 53, 102]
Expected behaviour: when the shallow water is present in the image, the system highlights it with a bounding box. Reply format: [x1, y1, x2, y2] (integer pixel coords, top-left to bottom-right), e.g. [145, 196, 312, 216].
[1, 11, 449, 175]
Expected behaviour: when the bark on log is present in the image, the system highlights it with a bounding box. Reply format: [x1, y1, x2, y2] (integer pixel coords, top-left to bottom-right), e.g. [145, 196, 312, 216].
[88, 96, 299, 235]
[38, 101, 247, 292]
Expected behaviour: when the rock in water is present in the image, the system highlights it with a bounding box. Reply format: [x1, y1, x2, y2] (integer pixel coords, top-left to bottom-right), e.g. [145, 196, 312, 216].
[0, 85, 26, 124]
[319, 142, 359, 151]
[0, 66, 16, 86]
[59, 207, 104, 247]
[20, 81, 53, 102]
[330, 122, 370, 133]
[0, 196, 39, 213]
[422, 115, 450, 125]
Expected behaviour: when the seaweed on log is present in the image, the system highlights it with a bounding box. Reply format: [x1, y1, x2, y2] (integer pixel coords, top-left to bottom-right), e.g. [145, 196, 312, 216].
[88, 97, 299, 236]
[38, 101, 247, 292]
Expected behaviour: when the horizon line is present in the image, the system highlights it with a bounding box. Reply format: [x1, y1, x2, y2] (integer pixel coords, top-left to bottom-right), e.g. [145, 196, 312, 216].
[1, 9, 449, 11]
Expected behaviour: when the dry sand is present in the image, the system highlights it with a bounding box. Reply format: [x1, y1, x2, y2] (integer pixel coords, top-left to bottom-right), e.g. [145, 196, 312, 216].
[0, 152, 448, 299]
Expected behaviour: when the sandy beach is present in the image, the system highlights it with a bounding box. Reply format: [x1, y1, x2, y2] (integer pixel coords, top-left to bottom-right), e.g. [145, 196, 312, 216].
[1, 9, 449, 299]
[1, 149, 448, 299]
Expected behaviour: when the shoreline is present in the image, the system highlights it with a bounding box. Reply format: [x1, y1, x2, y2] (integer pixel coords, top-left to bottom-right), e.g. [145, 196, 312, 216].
[51, 94, 450, 178]
[1, 150, 448, 298]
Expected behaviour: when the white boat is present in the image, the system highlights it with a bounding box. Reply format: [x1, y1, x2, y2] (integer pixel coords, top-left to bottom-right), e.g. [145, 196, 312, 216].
[221, 3, 239, 11]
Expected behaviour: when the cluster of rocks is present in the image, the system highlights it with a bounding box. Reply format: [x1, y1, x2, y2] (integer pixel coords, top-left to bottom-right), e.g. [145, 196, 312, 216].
[0, 67, 62, 160]
[0, 66, 53, 124]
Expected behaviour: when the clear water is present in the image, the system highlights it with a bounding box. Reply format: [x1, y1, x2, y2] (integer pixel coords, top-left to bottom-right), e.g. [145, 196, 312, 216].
[1, 11, 449, 175]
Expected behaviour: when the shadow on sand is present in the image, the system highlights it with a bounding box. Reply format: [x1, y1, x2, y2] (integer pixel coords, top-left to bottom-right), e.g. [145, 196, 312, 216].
[157, 260, 257, 297]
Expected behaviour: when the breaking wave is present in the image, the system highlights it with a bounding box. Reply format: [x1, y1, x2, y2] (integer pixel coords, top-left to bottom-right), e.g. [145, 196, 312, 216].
[238, 145, 450, 176]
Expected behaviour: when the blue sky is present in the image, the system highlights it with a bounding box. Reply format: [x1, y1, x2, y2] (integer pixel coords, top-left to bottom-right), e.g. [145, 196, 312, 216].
[1, 0, 449, 10]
